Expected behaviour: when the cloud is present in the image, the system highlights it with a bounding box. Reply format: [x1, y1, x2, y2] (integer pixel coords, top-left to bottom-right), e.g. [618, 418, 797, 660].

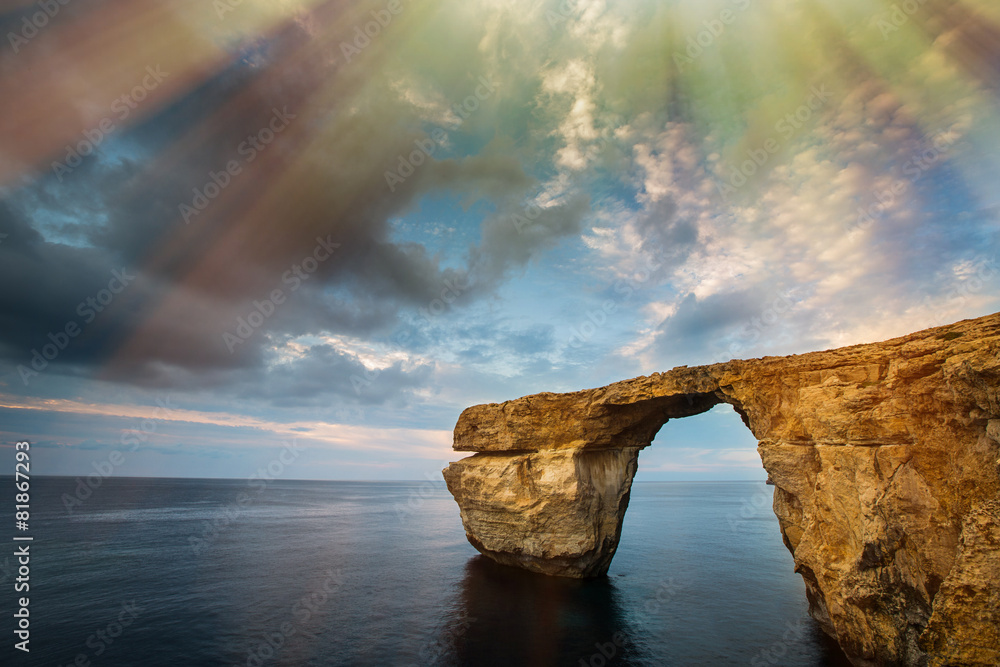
[2, 0, 1000, 481]
[0, 4, 583, 396]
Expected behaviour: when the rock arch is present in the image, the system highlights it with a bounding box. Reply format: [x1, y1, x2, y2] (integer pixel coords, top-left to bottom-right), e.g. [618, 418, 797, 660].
[443, 313, 1000, 666]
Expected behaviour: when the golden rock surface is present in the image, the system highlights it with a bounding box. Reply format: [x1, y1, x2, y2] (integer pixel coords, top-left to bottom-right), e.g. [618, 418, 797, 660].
[444, 312, 1000, 666]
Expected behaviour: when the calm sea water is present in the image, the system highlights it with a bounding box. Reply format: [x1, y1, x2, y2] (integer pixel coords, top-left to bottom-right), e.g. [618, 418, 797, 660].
[1, 477, 850, 666]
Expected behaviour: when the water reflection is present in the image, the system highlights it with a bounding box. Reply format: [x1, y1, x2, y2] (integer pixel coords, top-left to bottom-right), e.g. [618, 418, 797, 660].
[434, 556, 638, 667]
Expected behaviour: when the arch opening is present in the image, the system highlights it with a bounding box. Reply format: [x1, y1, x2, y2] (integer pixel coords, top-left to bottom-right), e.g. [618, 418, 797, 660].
[636, 402, 763, 482]
[613, 402, 852, 664]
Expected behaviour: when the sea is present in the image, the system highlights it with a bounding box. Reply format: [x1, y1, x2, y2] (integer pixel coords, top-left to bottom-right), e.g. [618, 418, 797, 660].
[1, 477, 852, 666]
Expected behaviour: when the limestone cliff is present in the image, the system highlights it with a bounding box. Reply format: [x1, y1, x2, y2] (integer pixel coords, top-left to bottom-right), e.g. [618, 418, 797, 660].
[443, 313, 1000, 666]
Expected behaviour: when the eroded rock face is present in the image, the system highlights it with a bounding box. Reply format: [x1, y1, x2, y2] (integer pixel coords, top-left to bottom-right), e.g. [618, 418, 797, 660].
[443, 313, 1000, 666]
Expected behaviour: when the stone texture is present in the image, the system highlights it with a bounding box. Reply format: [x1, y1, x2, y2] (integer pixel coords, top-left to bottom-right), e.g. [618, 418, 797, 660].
[443, 313, 1000, 666]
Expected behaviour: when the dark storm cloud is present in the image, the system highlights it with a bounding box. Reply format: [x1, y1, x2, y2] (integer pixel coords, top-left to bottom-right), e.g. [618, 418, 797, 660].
[666, 291, 760, 337]
[497, 324, 556, 355]
[912, 2, 1000, 98]
[651, 289, 767, 360]
[0, 10, 583, 402]
[469, 192, 592, 287]
[0, 199, 159, 369]
[634, 196, 698, 267]
[0, 34, 330, 379]
[452, 323, 555, 365]
[235, 341, 432, 408]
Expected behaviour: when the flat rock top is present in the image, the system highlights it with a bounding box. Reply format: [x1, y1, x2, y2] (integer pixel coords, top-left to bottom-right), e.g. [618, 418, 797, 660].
[454, 312, 1000, 452]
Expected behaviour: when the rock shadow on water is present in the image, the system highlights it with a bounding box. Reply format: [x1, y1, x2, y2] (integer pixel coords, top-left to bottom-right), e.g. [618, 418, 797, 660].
[428, 555, 639, 667]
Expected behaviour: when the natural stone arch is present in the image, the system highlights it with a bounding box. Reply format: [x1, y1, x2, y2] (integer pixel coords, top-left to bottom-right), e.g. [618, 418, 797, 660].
[443, 313, 1000, 666]
[443, 378, 754, 579]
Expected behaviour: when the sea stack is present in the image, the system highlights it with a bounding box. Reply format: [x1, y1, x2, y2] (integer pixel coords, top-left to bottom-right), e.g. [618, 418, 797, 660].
[444, 312, 1000, 666]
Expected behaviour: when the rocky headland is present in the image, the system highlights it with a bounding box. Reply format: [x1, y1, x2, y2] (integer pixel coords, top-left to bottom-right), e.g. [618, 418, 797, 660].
[443, 313, 1000, 666]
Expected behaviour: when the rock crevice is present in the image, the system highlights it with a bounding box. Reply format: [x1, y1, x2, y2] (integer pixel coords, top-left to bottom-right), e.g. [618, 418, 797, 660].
[443, 313, 1000, 666]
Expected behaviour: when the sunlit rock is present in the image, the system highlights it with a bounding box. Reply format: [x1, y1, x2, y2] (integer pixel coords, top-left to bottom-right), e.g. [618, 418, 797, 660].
[444, 313, 1000, 666]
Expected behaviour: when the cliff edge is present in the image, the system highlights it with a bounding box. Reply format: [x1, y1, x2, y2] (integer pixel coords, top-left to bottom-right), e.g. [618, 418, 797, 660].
[443, 313, 1000, 666]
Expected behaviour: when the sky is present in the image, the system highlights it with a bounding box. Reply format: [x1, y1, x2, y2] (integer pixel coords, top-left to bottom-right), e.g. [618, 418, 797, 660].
[1, 0, 998, 482]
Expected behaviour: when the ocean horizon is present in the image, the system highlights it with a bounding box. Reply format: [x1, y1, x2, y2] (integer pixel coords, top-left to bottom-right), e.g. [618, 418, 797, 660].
[2, 475, 851, 666]
[4, 0, 999, 662]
